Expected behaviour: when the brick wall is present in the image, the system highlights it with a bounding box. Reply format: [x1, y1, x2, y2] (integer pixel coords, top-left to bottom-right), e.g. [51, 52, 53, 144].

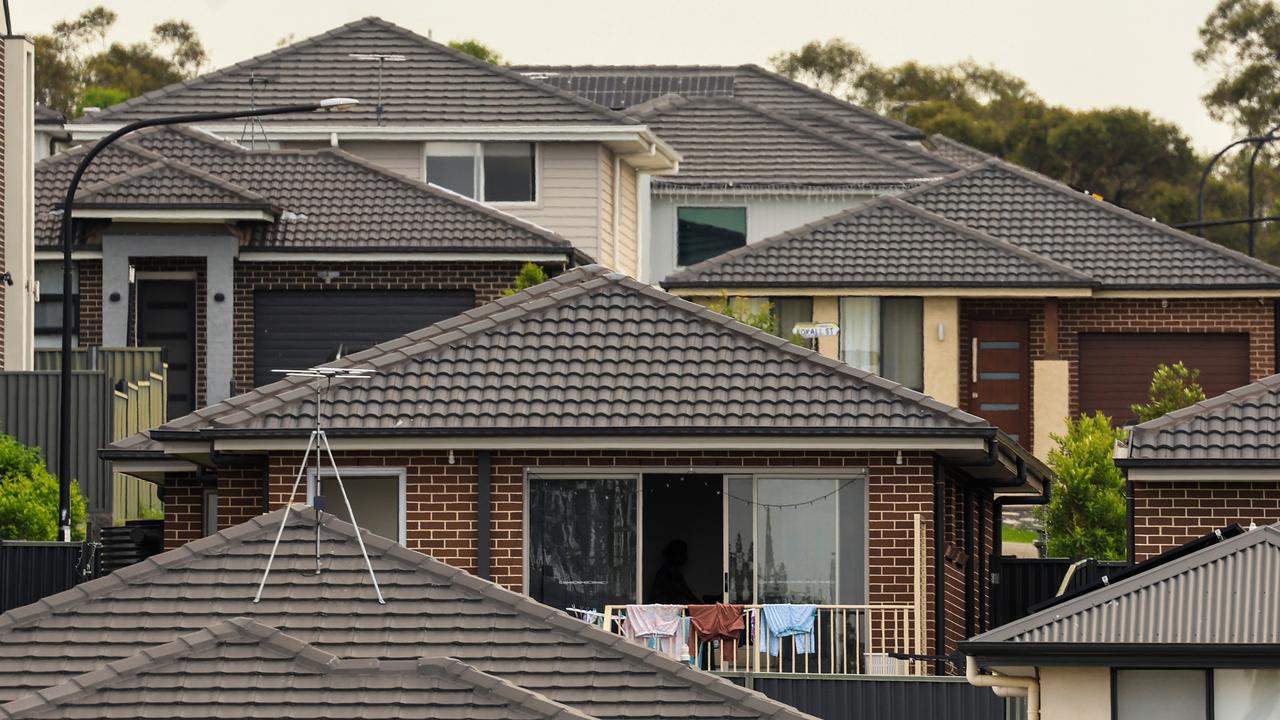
[77, 260, 102, 346]
[960, 297, 1276, 450]
[158, 446, 995, 672]
[162, 474, 208, 549]
[230, 261, 547, 393]
[1133, 479, 1280, 560]
[0, 39, 6, 367]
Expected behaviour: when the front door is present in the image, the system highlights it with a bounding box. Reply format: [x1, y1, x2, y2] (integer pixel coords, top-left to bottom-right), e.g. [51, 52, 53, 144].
[970, 318, 1031, 446]
[136, 280, 197, 419]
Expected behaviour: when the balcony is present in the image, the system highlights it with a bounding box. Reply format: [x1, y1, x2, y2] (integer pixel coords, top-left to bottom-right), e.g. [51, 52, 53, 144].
[600, 603, 925, 677]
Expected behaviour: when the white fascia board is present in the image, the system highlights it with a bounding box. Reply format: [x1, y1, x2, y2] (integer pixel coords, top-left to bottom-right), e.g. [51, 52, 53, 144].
[35, 249, 102, 260]
[71, 122, 652, 143]
[72, 208, 273, 222]
[237, 251, 572, 263]
[1125, 466, 1280, 483]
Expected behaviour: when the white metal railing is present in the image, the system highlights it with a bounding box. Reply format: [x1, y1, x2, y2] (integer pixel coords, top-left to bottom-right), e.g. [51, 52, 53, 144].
[600, 602, 922, 676]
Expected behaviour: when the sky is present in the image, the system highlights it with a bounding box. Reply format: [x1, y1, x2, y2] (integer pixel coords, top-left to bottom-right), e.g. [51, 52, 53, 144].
[22, 0, 1239, 153]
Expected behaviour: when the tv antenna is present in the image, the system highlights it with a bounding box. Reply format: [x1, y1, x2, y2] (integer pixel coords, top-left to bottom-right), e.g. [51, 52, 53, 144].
[348, 53, 406, 126]
[239, 73, 274, 149]
[253, 366, 385, 604]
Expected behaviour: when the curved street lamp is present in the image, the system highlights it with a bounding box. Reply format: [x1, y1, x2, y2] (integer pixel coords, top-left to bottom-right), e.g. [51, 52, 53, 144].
[56, 98, 360, 541]
[1193, 127, 1280, 257]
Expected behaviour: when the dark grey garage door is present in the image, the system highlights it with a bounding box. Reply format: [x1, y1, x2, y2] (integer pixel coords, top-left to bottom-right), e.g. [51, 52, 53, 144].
[1078, 333, 1250, 424]
[253, 289, 474, 386]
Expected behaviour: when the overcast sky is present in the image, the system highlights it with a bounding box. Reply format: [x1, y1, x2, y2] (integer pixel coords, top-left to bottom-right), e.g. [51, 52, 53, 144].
[23, 0, 1238, 153]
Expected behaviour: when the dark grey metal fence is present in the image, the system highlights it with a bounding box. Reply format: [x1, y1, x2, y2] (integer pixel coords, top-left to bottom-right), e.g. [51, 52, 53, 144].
[0, 540, 100, 613]
[992, 557, 1129, 626]
[747, 676, 1005, 720]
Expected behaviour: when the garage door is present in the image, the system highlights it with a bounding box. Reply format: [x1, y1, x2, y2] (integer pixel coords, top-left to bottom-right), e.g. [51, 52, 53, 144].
[1077, 333, 1250, 424]
[253, 289, 475, 386]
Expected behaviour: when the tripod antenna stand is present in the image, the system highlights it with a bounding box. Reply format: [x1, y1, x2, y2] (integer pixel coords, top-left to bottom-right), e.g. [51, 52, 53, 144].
[252, 367, 384, 604]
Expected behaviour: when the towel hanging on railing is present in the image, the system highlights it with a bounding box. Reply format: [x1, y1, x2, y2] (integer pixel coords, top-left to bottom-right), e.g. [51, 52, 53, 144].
[762, 604, 818, 656]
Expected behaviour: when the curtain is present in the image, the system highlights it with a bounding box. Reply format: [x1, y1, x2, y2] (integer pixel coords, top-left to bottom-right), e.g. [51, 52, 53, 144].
[839, 297, 880, 374]
[881, 298, 924, 390]
[773, 297, 814, 342]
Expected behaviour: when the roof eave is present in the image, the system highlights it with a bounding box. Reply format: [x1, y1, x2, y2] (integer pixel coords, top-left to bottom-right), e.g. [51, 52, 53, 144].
[962, 642, 1280, 668]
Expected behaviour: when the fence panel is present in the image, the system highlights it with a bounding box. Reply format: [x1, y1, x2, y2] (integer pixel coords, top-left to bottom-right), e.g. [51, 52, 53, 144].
[0, 541, 100, 613]
[992, 557, 1130, 626]
[751, 676, 1005, 720]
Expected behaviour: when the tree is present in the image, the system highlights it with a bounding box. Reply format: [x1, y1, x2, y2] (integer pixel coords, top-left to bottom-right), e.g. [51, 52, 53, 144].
[153, 20, 208, 78]
[448, 39, 504, 66]
[1037, 413, 1128, 560]
[501, 262, 549, 296]
[33, 34, 77, 114]
[0, 433, 86, 541]
[707, 292, 776, 334]
[81, 43, 183, 104]
[1131, 362, 1208, 423]
[1196, 0, 1280, 135]
[769, 38, 869, 98]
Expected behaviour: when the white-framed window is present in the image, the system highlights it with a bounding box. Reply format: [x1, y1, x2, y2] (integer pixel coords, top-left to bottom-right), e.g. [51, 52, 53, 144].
[675, 206, 747, 267]
[838, 297, 923, 390]
[34, 260, 78, 348]
[201, 488, 218, 537]
[307, 466, 406, 544]
[424, 141, 537, 203]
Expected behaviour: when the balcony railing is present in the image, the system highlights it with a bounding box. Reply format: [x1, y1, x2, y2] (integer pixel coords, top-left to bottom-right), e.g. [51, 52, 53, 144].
[601, 602, 924, 676]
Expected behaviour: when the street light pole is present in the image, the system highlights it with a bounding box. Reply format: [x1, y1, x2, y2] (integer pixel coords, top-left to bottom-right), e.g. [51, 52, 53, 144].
[56, 98, 358, 541]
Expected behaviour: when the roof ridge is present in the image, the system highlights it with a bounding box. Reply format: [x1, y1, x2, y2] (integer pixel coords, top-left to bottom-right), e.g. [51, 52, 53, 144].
[360, 17, 637, 126]
[735, 64, 924, 139]
[1129, 372, 1280, 434]
[320, 147, 578, 253]
[34, 138, 166, 172]
[797, 109, 964, 171]
[980, 159, 1280, 281]
[74, 157, 275, 208]
[926, 133, 993, 163]
[515, 64, 742, 73]
[665, 193, 1094, 287]
[966, 525, 1280, 645]
[418, 657, 601, 720]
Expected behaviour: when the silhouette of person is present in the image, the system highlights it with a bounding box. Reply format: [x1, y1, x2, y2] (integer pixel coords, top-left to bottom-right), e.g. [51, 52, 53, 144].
[650, 539, 700, 604]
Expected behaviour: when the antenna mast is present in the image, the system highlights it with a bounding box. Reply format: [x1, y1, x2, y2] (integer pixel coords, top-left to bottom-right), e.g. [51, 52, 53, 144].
[239, 73, 272, 149]
[253, 366, 385, 604]
[348, 53, 406, 126]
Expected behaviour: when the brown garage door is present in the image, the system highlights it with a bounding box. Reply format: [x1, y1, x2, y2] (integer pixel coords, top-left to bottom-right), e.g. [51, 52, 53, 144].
[1078, 333, 1250, 424]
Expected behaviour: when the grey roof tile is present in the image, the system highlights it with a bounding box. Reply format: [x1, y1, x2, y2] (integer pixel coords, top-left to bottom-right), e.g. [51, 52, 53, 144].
[518, 64, 923, 139]
[795, 111, 959, 175]
[628, 95, 935, 189]
[899, 160, 1280, 289]
[124, 264, 987, 440]
[663, 195, 1095, 289]
[34, 105, 66, 125]
[964, 524, 1280, 647]
[1124, 373, 1280, 464]
[0, 508, 813, 720]
[924, 134, 991, 167]
[37, 127, 578, 256]
[73, 158, 277, 212]
[77, 18, 632, 127]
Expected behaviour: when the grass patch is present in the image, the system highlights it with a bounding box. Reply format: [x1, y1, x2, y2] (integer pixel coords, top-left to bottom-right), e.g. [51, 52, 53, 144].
[1002, 526, 1040, 544]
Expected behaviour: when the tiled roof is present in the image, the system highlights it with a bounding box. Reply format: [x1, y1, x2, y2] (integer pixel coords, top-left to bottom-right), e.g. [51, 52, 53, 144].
[76, 18, 632, 127]
[963, 524, 1280, 651]
[36, 127, 579, 256]
[73, 158, 277, 212]
[794, 111, 959, 175]
[663, 196, 1095, 289]
[518, 64, 923, 139]
[1123, 374, 1280, 465]
[34, 105, 65, 124]
[0, 618, 600, 720]
[924, 134, 990, 166]
[900, 160, 1280, 289]
[120, 265, 986, 440]
[628, 95, 936, 189]
[0, 508, 813, 720]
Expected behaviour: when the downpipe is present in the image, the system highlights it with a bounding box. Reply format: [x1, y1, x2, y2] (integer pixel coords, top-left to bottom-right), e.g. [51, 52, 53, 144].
[966, 655, 1039, 719]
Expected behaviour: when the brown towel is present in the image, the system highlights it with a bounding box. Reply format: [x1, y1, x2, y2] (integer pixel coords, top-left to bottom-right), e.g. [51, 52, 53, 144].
[687, 604, 746, 662]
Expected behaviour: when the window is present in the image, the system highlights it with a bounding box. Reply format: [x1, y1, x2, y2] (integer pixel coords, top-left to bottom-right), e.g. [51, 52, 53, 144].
[772, 297, 813, 343]
[838, 297, 923, 389]
[1115, 670, 1208, 720]
[202, 488, 218, 537]
[34, 261, 78, 348]
[528, 475, 637, 611]
[1214, 669, 1280, 719]
[677, 207, 746, 266]
[307, 468, 405, 544]
[424, 142, 536, 202]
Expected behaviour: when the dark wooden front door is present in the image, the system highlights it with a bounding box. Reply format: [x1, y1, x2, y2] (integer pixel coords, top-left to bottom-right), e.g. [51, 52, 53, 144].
[137, 280, 197, 419]
[970, 319, 1031, 445]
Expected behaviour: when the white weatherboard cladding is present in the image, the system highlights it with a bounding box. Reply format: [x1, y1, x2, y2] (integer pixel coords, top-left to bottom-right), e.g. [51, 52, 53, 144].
[648, 193, 871, 284]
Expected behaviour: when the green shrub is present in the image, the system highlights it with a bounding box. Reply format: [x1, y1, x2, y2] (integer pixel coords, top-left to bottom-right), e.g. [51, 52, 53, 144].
[1037, 412, 1127, 560]
[0, 433, 86, 540]
[707, 292, 776, 334]
[501, 262, 550, 297]
[1130, 362, 1207, 423]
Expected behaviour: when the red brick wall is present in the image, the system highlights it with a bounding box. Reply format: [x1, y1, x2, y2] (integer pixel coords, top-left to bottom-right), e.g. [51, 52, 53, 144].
[1133, 479, 1280, 560]
[960, 297, 1276, 451]
[77, 260, 102, 346]
[160, 447, 995, 672]
[230, 261, 549, 394]
[162, 475, 208, 549]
